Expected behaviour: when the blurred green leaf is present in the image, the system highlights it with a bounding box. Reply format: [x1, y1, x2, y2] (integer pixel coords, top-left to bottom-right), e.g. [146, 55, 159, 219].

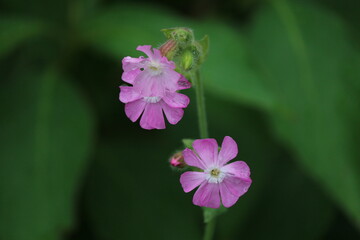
[79, 5, 185, 57]
[194, 21, 276, 111]
[1, 0, 68, 23]
[198, 35, 209, 63]
[248, 0, 360, 227]
[0, 69, 95, 240]
[0, 17, 45, 59]
[79, 4, 274, 110]
[84, 140, 202, 240]
[315, 0, 360, 41]
[235, 162, 334, 240]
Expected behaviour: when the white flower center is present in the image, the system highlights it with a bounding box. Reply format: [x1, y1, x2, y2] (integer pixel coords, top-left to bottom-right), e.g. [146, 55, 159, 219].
[147, 61, 163, 75]
[144, 96, 161, 103]
[206, 167, 226, 184]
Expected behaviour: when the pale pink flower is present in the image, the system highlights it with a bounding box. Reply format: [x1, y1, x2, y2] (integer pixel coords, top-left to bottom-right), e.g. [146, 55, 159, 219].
[122, 45, 182, 97]
[180, 136, 252, 208]
[119, 77, 191, 130]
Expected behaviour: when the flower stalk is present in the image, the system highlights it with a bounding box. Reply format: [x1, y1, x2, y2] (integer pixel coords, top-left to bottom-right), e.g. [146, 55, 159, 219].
[203, 218, 217, 240]
[193, 70, 214, 240]
[194, 70, 208, 139]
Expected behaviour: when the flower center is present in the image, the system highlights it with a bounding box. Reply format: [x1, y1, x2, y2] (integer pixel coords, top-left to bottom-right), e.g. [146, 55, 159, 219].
[211, 168, 220, 177]
[207, 168, 225, 184]
[144, 96, 161, 103]
[149, 66, 159, 70]
[148, 62, 163, 75]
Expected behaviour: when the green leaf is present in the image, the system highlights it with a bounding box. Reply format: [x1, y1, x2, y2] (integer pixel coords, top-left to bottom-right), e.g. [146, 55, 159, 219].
[236, 163, 334, 240]
[84, 141, 202, 240]
[197, 35, 209, 63]
[79, 5, 188, 57]
[248, 0, 360, 227]
[194, 21, 276, 111]
[0, 69, 95, 240]
[0, 17, 45, 58]
[79, 4, 275, 110]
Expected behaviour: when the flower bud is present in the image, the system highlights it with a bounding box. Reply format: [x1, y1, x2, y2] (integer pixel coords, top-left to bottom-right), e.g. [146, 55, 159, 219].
[159, 39, 177, 59]
[158, 27, 209, 79]
[161, 27, 194, 47]
[180, 49, 194, 71]
[169, 152, 186, 168]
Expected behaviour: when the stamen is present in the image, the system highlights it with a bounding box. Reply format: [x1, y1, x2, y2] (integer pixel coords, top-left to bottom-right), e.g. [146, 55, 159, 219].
[149, 66, 159, 70]
[211, 168, 220, 177]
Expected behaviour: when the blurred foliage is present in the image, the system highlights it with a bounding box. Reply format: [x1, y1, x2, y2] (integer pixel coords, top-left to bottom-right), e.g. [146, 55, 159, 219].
[248, 0, 360, 226]
[0, 0, 360, 239]
[0, 17, 45, 58]
[0, 69, 95, 240]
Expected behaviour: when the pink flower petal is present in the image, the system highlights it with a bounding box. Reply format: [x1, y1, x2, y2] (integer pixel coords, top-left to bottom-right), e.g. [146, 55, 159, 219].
[162, 56, 176, 69]
[152, 48, 163, 61]
[220, 176, 252, 208]
[163, 92, 190, 108]
[124, 99, 146, 122]
[136, 45, 153, 59]
[218, 136, 238, 166]
[158, 68, 181, 93]
[182, 148, 207, 170]
[192, 139, 219, 167]
[221, 161, 251, 180]
[133, 70, 165, 97]
[140, 102, 165, 130]
[121, 69, 142, 84]
[122, 56, 145, 72]
[177, 75, 192, 90]
[180, 171, 206, 193]
[119, 86, 141, 103]
[122, 56, 145, 84]
[161, 101, 184, 125]
[193, 182, 221, 208]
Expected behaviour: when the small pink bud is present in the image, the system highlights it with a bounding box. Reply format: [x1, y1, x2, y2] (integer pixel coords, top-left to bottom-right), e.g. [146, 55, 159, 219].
[169, 152, 186, 168]
[159, 39, 177, 59]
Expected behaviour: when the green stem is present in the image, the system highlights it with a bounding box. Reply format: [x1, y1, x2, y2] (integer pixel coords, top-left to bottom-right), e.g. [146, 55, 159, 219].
[194, 70, 209, 139]
[194, 70, 216, 240]
[203, 217, 216, 240]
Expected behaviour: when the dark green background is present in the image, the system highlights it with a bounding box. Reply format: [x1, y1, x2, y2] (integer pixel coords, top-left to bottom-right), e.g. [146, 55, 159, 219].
[1, 0, 360, 239]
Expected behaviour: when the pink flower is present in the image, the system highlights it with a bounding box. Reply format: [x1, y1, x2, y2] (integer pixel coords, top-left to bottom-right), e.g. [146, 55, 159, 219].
[119, 77, 191, 130]
[180, 136, 252, 208]
[122, 45, 182, 97]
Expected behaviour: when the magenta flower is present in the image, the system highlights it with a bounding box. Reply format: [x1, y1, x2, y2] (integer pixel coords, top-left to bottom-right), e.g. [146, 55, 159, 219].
[122, 45, 182, 97]
[180, 136, 252, 208]
[119, 77, 191, 130]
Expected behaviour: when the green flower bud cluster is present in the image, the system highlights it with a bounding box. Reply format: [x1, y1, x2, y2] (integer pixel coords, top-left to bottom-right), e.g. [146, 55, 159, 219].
[159, 28, 209, 80]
